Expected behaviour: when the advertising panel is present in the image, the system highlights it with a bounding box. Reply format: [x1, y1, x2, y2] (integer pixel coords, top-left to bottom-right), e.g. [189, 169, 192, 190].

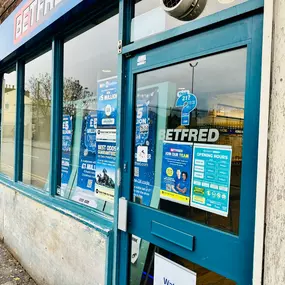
[190, 144, 232, 217]
[97, 77, 118, 129]
[133, 87, 158, 206]
[61, 115, 73, 191]
[94, 76, 118, 203]
[72, 111, 98, 208]
[160, 141, 193, 205]
[94, 131, 116, 202]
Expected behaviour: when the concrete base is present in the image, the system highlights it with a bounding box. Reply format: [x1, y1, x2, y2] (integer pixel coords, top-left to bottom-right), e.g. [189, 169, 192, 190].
[0, 184, 107, 285]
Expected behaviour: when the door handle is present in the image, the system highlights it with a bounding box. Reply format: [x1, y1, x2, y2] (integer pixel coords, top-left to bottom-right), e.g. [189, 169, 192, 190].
[118, 197, 128, 232]
[151, 221, 194, 251]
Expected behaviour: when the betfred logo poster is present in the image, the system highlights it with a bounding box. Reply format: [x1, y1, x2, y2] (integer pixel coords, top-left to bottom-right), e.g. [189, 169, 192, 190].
[71, 111, 98, 209]
[160, 141, 193, 205]
[97, 77, 118, 129]
[61, 115, 73, 189]
[133, 87, 158, 207]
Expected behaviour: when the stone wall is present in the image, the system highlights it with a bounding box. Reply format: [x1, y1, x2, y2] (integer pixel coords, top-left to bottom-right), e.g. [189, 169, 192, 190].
[263, 0, 285, 283]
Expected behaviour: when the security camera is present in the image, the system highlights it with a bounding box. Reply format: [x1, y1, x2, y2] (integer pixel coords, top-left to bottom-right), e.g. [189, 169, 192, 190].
[160, 0, 207, 21]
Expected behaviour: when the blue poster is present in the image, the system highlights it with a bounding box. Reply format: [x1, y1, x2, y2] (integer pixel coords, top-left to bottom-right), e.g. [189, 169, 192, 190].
[97, 77, 118, 129]
[133, 87, 158, 207]
[95, 139, 116, 202]
[84, 111, 97, 153]
[76, 112, 97, 192]
[190, 144, 232, 217]
[176, 90, 197, 126]
[61, 115, 73, 187]
[160, 141, 193, 205]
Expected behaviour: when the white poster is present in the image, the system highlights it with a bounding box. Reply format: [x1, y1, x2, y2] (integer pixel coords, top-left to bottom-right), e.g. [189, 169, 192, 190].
[154, 253, 196, 285]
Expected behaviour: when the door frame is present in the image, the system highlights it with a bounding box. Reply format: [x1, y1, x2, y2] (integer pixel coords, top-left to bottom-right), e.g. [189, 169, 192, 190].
[115, 5, 263, 285]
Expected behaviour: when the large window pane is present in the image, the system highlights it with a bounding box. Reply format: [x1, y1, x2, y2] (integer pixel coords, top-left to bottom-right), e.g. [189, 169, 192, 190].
[24, 51, 52, 190]
[0, 71, 16, 178]
[132, 48, 247, 235]
[59, 11, 119, 215]
[132, 0, 247, 41]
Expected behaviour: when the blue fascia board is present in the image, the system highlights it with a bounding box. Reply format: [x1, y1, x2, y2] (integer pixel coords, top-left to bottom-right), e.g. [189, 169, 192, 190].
[0, 0, 101, 64]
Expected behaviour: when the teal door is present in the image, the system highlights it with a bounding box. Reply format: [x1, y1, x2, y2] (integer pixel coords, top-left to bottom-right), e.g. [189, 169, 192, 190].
[117, 13, 262, 285]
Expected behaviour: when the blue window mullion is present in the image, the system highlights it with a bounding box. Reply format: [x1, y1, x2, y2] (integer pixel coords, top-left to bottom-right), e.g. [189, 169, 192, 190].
[14, 61, 25, 182]
[113, 1, 134, 285]
[49, 38, 64, 197]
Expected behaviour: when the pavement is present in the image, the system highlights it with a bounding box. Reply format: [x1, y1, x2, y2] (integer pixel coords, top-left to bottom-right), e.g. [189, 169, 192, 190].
[0, 242, 37, 285]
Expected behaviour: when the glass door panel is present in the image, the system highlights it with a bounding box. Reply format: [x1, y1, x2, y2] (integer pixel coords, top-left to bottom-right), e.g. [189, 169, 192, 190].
[130, 237, 236, 285]
[132, 48, 246, 235]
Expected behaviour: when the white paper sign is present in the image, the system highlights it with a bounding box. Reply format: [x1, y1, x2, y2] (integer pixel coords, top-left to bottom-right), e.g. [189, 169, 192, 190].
[154, 253, 196, 285]
[137, 146, 148, 162]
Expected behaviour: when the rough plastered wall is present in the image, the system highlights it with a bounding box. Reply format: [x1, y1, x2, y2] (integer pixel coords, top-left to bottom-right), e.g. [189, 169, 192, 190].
[0, 184, 108, 285]
[263, 0, 285, 284]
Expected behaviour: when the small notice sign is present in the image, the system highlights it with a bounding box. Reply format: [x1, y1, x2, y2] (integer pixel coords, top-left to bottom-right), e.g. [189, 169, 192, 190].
[190, 144, 232, 217]
[154, 253, 196, 285]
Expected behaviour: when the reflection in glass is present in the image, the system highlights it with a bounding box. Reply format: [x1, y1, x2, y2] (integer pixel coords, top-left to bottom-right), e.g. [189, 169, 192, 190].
[133, 48, 247, 234]
[0, 71, 16, 178]
[58, 11, 119, 215]
[23, 51, 52, 189]
[132, 0, 247, 41]
[130, 238, 236, 284]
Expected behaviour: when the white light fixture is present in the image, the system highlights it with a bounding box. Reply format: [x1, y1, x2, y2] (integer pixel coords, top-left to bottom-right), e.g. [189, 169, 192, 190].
[178, 87, 186, 90]
[102, 69, 111, 73]
[160, 0, 207, 21]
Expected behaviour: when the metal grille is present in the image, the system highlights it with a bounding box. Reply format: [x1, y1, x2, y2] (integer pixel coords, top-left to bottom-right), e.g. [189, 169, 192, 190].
[162, 0, 181, 8]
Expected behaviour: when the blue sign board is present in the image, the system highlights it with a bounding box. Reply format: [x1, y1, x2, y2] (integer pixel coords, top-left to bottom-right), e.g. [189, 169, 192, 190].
[190, 144, 232, 217]
[160, 141, 193, 206]
[97, 77, 118, 129]
[76, 112, 97, 192]
[0, 0, 88, 62]
[176, 90, 197, 126]
[61, 115, 73, 187]
[133, 87, 158, 207]
[84, 111, 97, 153]
[95, 140, 116, 202]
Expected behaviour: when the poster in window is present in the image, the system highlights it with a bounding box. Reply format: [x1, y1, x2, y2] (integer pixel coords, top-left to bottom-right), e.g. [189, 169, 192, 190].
[97, 77, 118, 129]
[133, 87, 158, 207]
[72, 111, 98, 208]
[61, 115, 73, 193]
[94, 129, 116, 202]
[160, 141, 193, 206]
[190, 144, 232, 217]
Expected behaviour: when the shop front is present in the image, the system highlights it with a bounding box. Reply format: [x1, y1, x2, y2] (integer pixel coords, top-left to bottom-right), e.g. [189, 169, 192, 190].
[0, 0, 265, 284]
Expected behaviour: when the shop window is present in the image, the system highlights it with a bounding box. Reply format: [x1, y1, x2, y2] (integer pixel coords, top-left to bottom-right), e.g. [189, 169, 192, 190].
[132, 0, 247, 41]
[59, 11, 119, 215]
[23, 50, 52, 190]
[0, 71, 16, 178]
